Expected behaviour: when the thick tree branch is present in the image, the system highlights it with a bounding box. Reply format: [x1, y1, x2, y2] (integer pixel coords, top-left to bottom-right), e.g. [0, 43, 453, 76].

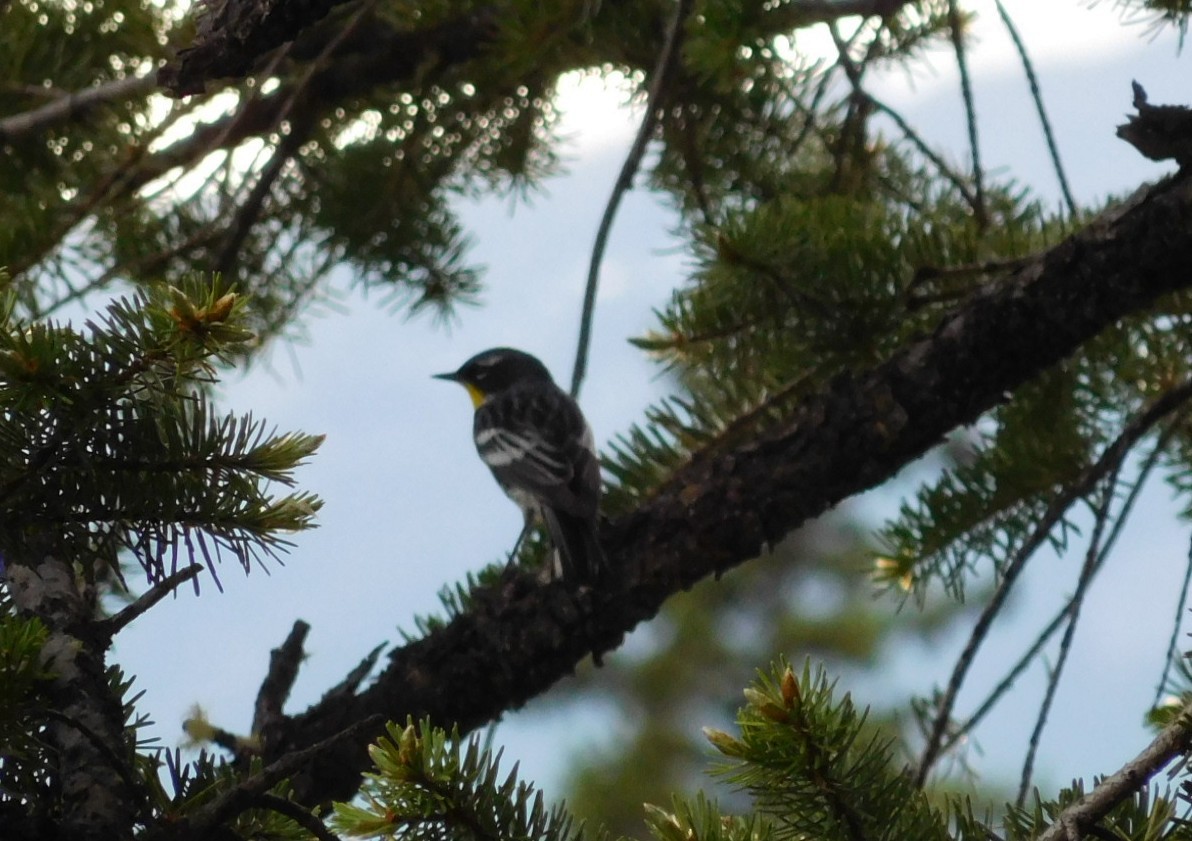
[254, 165, 1192, 806]
[158, 0, 912, 97]
[159, 3, 500, 95]
[7, 555, 139, 841]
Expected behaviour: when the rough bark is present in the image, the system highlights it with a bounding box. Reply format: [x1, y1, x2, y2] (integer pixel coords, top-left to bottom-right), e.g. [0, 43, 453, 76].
[7, 556, 137, 841]
[157, 0, 913, 96]
[254, 169, 1192, 805]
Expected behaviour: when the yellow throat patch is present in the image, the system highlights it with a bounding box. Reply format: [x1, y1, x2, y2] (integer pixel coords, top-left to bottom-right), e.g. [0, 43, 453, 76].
[464, 382, 487, 408]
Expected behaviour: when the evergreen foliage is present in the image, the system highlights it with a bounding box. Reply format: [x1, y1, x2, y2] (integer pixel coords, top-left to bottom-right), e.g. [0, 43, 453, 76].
[0, 277, 322, 584]
[332, 719, 590, 841]
[708, 661, 957, 841]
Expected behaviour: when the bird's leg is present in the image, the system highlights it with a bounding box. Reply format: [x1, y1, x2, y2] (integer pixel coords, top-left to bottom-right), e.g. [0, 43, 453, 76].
[505, 517, 532, 571]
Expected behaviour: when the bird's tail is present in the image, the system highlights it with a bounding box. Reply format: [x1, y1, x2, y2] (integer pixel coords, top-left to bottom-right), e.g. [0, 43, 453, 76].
[543, 508, 606, 585]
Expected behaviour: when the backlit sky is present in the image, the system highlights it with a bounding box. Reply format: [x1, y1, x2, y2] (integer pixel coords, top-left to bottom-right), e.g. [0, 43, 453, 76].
[111, 1, 1190, 806]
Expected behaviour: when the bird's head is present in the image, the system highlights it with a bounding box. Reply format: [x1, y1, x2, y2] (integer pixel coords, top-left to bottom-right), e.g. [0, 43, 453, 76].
[434, 347, 555, 408]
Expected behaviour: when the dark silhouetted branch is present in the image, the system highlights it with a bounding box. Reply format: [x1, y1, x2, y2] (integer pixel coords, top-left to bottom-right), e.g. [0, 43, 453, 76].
[96, 564, 203, 639]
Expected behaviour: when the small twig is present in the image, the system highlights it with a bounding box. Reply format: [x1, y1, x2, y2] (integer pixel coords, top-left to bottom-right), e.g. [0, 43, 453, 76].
[915, 379, 1192, 786]
[947, 0, 986, 229]
[253, 793, 342, 841]
[95, 565, 203, 638]
[253, 620, 310, 736]
[570, 0, 694, 398]
[1117, 81, 1192, 171]
[324, 642, 385, 700]
[215, 130, 303, 278]
[1016, 466, 1120, 807]
[864, 92, 979, 208]
[994, 0, 1076, 216]
[183, 715, 384, 835]
[0, 75, 155, 141]
[944, 429, 1172, 754]
[677, 110, 715, 226]
[1155, 532, 1192, 706]
[1036, 698, 1192, 841]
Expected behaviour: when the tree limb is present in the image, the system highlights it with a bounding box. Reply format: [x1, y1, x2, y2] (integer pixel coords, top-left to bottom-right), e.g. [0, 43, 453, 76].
[157, 0, 914, 97]
[250, 163, 1192, 806]
[7, 554, 139, 840]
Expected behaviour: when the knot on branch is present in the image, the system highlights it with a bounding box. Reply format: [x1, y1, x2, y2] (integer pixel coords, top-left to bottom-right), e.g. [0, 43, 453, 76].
[1117, 81, 1192, 171]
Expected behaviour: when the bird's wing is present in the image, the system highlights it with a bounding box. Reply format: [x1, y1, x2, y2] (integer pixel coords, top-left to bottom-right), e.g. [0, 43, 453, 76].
[475, 389, 598, 518]
[476, 423, 571, 487]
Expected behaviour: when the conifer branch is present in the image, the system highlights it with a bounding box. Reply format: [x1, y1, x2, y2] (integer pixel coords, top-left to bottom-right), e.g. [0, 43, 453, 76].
[252, 793, 342, 841]
[158, 0, 914, 97]
[941, 428, 1172, 755]
[258, 163, 1192, 806]
[253, 620, 310, 739]
[178, 716, 383, 837]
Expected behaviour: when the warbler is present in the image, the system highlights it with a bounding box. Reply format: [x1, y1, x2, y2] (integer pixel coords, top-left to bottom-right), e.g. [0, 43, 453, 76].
[435, 348, 606, 584]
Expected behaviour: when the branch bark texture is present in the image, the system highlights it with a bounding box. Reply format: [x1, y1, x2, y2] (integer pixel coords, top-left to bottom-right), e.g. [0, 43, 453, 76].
[7, 556, 136, 841]
[158, 0, 912, 96]
[260, 171, 1192, 805]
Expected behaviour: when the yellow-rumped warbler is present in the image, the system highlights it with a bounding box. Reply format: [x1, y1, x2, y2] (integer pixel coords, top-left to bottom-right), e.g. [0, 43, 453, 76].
[435, 348, 606, 583]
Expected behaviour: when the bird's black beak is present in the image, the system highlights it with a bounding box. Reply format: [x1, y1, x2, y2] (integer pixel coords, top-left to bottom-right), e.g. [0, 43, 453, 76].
[433, 371, 460, 382]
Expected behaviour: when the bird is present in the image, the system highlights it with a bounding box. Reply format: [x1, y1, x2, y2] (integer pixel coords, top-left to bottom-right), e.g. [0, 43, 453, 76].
[434, 348, 606, 584]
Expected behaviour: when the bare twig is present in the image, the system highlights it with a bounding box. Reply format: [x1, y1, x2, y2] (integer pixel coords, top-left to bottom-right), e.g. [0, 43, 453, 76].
[182, 715, 384, 835]
[947, 0, 986, 229]
[1156, 532, 1192, 705]
[1016, 465, 1120, 807]
[1036, 699, 1192, 841]
[0, 75, 155, 141]
[253, 620, 310, 737]
[944, 429, 1172, 755]
[253, 793, 342, 841]
[915, 378, 1192, 787]
[214, 132, 300, 277]
[95, 565, 204, 638]
[570, 0, 694, 398]
[994, 0, 1076, 216]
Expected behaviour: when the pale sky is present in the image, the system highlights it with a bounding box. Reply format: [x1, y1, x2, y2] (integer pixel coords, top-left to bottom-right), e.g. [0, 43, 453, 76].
[110, 2, 1190, 807]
